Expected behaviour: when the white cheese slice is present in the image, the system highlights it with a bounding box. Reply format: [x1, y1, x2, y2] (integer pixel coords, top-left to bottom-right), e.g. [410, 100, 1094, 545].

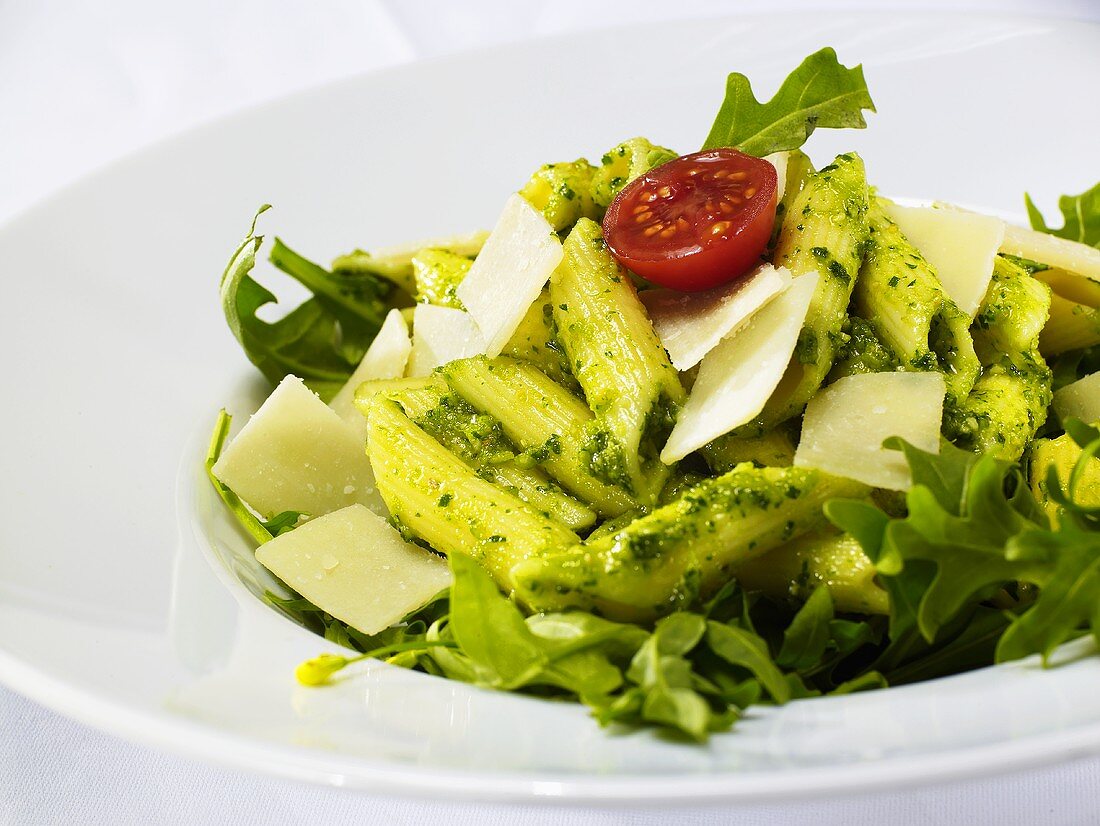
[456, 193, 564, 357]
[256, 504, 452, 636]
[1053, 372, 1100, 426]
[661, 272, 819, 463]
[407, 304, 485, 377]
[764, 151, 789, 201]
[329, 308, 411, 437]
[212, 375, 379, 519]
[795, 372, 946, 491]
[884, 203, 1004, 318]
[1000, 222, 1100, 283]
[640, 264, 792, 371]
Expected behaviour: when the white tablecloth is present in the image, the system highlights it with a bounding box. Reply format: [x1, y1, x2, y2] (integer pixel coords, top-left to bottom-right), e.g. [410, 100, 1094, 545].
[2, 1, 1099, 823]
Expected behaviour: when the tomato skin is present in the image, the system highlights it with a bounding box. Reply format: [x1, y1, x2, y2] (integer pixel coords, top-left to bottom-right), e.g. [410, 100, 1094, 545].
[602, 149, 778, 292]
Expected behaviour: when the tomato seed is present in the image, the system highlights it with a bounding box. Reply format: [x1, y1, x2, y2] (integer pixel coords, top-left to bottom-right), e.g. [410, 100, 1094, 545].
[710, 221, 732, 236]
[744, 187, 757, 199]
[658, 186, 672, 198]
[659, 227, 676, 238]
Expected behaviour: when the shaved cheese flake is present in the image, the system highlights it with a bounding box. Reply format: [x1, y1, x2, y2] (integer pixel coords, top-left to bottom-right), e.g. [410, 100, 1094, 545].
[934, 198, 1100, 285]
[884, 203, 1004, 318]
[329, 308, 411, 436]
[408, 304, 485, 377]
[1053, 372, 1100, 426]
[1000, 222, 1100, 283]
[256, 504, 452, 636]
[661, 272, 818, 463]
[641, 264, 791, 371]
[457, 193, 564, 357]
[764, 151, 789, 201]
[795, 372, 946, 491]
[212, 376, 383, 518]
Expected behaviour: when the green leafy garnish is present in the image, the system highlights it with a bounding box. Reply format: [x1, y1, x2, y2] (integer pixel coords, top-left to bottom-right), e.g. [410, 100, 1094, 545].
[704, 621, 790, 703]
[702, 47, 876, 156]
[1025, 181, 1100, 248]
[219, 207, 391, 401]
[295, 554, 797, 740]
[830, 426, 1100, 670]
[776, 586, 833, 671]
[445, 553, 551, 689]
[996, 527, 1100, 662]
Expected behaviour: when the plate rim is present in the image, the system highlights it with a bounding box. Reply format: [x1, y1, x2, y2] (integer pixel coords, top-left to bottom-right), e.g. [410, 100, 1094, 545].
[4, 641, 1100, 803]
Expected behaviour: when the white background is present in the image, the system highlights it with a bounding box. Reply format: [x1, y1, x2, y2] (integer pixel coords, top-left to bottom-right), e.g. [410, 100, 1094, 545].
[2, 1, 1099, 823]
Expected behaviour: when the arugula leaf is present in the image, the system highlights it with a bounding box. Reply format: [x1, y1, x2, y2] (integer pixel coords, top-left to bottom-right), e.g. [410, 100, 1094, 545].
[527, 612, 648, 660]
[702, 47, 875, 156]
[269, 239, 391, 366]
[1025, 181, 1100, 248]
[885, 437, 977, 516]
[825, 499, 889, 561]
[527, 613, 646, 699]
[997, 524, 1100, 663]
[828, 618, 879, 660]
[892, 457, 1042, 640]
[882, 607, 1008, 685]
[219, 208, 391, 401]
[777, 587, 834, 671]
[650, 612, 707, 656]
[421, 618, 482, 682]
[442, 556, 652, 700]
[445, 554, 548, 688]
[833, 427, 1100, 675]
[996, 423, 1100, 662]
[833, 440, 1045, 642]
[621, 614, 714, 741]
[262, 510, 304, 537]
[704, 621, 790, 703]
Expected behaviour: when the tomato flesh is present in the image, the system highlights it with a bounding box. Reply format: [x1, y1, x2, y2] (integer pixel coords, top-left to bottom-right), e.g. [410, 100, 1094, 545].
[602, 149, 778, 292]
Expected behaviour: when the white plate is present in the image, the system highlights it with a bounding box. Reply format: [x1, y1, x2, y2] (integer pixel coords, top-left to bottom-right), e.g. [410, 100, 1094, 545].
[1, 11, 1099, 804]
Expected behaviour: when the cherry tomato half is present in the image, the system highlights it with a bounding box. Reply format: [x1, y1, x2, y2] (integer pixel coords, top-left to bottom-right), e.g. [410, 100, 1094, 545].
[602, 148, 778, 292]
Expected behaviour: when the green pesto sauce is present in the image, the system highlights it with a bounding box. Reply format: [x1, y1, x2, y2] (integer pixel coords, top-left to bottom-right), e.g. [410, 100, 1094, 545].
[410, 392, 515, 469]
[582, 424, 634, 492]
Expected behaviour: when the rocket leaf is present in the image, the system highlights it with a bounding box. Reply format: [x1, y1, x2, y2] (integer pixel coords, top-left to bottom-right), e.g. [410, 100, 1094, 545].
[1025, 181, 1100, 248]
[703, 47, 875, 156]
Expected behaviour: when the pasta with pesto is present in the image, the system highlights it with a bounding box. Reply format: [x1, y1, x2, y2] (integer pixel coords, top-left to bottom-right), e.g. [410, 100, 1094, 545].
[208, 48, 1100, 742]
